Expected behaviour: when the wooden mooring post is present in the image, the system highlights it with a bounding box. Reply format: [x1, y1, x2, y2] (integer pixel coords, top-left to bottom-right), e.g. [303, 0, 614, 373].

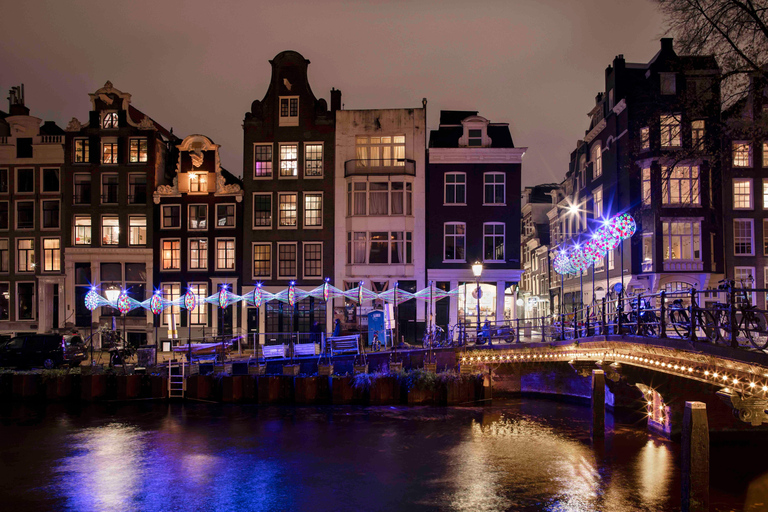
[591, 369, 605, 438]
[681, 401, 709, 512]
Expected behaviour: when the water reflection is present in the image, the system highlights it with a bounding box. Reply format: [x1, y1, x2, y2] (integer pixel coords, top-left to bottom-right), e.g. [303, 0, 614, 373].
[0, 400, 762, 511]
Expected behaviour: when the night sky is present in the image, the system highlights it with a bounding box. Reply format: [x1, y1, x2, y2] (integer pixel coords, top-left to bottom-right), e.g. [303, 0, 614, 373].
[0, 0, 665, 187]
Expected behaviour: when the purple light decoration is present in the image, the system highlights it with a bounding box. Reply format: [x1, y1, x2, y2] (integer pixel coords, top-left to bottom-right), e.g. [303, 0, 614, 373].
[322, 278, 330, 302]
[288, 281, 296, 307]
[358, 281, 364, 304]
[608, 212, 637, 240]
[184, 290, 197, 311]
[117, 289, 131, 315]
[569, 247, 589, 273]
[84, 289, 100, 311]
[252, 284, 263, 308]
[149, 292, 163, 316]
[219, 286, 229, 309]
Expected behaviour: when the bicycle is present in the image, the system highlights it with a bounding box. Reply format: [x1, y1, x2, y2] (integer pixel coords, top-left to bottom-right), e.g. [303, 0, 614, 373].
[626, 296, 659, 337]
[422, 324, 446, 349]
[666, 290, 719, 343]
[711, 279, 768, 349]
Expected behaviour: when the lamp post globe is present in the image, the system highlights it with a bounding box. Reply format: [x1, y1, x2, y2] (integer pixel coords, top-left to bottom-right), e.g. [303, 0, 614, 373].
[471, 261, 483, 342]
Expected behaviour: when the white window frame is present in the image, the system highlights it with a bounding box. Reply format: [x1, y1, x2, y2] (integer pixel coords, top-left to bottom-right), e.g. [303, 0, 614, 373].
[252, 242, 272, 280]
[277, 241, 298, 279]
[161, 204, 182, 230]
[303, 192, 323, 229]
[591, 143, 602, 178]
[15, 167, 34, 194]
[483, 172, 506, 206]
[15, 200, 34, 231]
[101, 111, 118, 129]
[253, 143, 273, 179]
[161, 282, 181, 326]
[252, 193, 272, 229]
[277, 192, 298, 229]
[732, 142, 752, 168]
[128, 215, 146, 246]
[101, 137, 118, 165]
[662, 219, 702, 262]
[660, 114, 682, 148]
[188, 283, 208, 325]
[42, 237, 61, 273]
[443, 222, 466, 263]
[188, 172, 208, 194]
[593, 186, 603, 220]
[302, 242, 323, 279]
[483, 222, 505, 263]
[763, 179, 768, 210]
[40, 198, 60, 231]
[444, 172, 467, 205]
[188, 238, 208, 271]
[129, 137, 148, 163]
[160, 238, 182, 271]
[278, 96, 299, 127]
[662, 165, 700, 206]
[187, 203, 208, 231]
[16, 281, 36, 321]
[215, 203, 236, 229]
[101, 172, 119, 205]
[278, 143, 299, 178]
[734, 219, 755, 256]
[73, 215, 92, 245]
[734, 267, 756, 305]
[215, 237, 236, 271]
[304, 142, 324, 178]
[16, 238, 34, 273]
[732, 178, 753, 210]
[101, 214, 120, 246]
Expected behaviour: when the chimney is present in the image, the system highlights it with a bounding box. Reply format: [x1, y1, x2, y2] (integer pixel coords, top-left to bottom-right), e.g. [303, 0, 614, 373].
[661, 38, 674, 53]
[331, 88, 342, 112]
[8, 85, 29, 116]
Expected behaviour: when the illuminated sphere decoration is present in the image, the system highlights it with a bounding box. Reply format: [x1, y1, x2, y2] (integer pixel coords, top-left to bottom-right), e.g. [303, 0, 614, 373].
[323, 278, 330, 302]
[219, 287, 229, 309]
[149, 293, 163, 316]
[117, 290, 132, 315]
[609, 212, 637, 240]
[288, 282, 296, 307]
[84, 289, 100, 312]
[569, 247, 589, 273]
[358, 282, 364, 304]
[252, 286, 263, 308]
[184, 290, 197, 311]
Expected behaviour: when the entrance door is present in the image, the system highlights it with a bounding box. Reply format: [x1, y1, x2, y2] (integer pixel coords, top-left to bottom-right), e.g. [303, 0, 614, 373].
[247, 308, 259, 333]
[218, 305, 233, 336]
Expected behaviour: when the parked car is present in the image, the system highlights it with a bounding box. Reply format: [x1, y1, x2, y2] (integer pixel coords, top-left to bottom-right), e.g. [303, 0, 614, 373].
[0, 334, 87, 369]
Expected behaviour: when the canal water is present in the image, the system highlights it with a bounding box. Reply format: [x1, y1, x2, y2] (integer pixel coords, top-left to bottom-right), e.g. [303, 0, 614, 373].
[0, 399, 766, 511]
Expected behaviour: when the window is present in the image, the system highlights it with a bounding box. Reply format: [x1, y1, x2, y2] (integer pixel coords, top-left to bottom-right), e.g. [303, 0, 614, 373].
[369, 183, 388, 215]
[278, 193, 297, 227]
[74, 174, 91, 204]
[101, 174, 118, 204]
[444, 223, 466, 261]
[303, 243, 322, 278]
[660, 114, 681, 147]
[162, 205, 180, 228]
[17, 283, 34, 320]
[349, 182, 367, 215]
[0, 240, 7, 272]
[279, 144, 298, 177]
[662, 165, 700, 205]
[591, 143, 602, 178]
[188, 172, 208, 193]
[16, 168, 33, 193]
[17, 239, 34, 272]
[662, 221, 701, 261]
[214, 204, 234, 228]
[734, 267, 756, 304]
[305, 143, 323, 177]
[764, 180, 768, 209]
[128, 174, 147, 204]
[660, 73, 676, 95]
[484, 223, 505, 262]
[468, 129, 482, 147]
[734, 219, 754, 256]
[391, 182, 411, 215]
[43, 238, 60, 272]
[102, 112, 118, 129]
[733, 142, 752, 167]
[254, 144, 273, 178]
[764, 219, 768, 255]
[355, 135, 406, 167]
[733, 179, 753, 209]
[642, 234, 653, 265]
[277, 243, 297, 278]
[216, 239, 235, 270]
[0, 202, 6, 230]
[102, 216, 119, 245]
[642, 167, 652, 206]
[253, 194, 272, 228]
[102, 140, 118, 164]
[692, 121, 705, 149]
[161, 283, 180, 326]
[189, 239, 208, 270]
[189, 284, 207, 325]
[764, 142, 768, 168]
[279, 96, 299, 126]
[640, 127, 650, 151]
[445, 173, 466, 204]
[16, 201, 34, 230]
[74, 216, 91, 245]
[484, 173, 505, 205]
[161, 240, 181, 270]
[0, 169, 7, 193]
[188, 205, 208, 230]
[253, 244, 271, 278]
[73, 138, 90, 163]
[593, 187, 603, 219]
[364, 231, 412, 264]
[129, 216, 146, 246]
[42, 168, 59, 192]
[129, 138, 148, 163]
[42, 200, 59, 229]
[369, 232, 388, 264]
[344, 232, 362, 264]
[304, 193, 322, 227]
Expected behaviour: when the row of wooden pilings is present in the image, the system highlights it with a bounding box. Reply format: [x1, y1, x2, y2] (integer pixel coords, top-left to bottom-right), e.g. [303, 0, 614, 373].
[591, 370, 708, 512]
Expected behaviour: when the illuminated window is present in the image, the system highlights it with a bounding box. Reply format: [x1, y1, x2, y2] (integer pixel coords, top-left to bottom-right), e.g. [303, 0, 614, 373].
[253, 244, 271, 278]
[17, 239, 34, 272]
[733, 179, 753, 209]
[278, 193, 297, 227]
[102, 140, 118, 164]
[642, 234, 653, 265]
[102, 112, 118, 129]
[161, 283, 180, 326]
[0, 239, 7, 272]
[102, 216, 119, 245]
[279, 97, 299, 126]
[660, 114, 681, 147]
[129, 216, 146, 246]
[216, 239, 235, 270]
[43, 238, 60, 272]
[593, 187, 603, 219]
[347, 232, 366, 264]
[444, 222, 466, 262]
[355, 135, 406, 167]
[189, 238, 208, 270]
[305, 143, 323, 177]
[162, 239, 181, 270]
[189, 283, 207, 325]
[254, 144, 273, 178]
[279, 144, 298, 177]
[662, 165, 699, 205]
[642, 167, 651, 205]
[74, 216, 91, 245]
[74, 138, 90, 163]
[304, 193, 322, 227]
[691, 120, 705, 149]
[734, 219, 754, 256]
[662, 221, 701, 261]
[129, 138, 148, 163]
[733, 142, 752, 167]
[640, 127, 650, 151]
[189, 173, 207, 192]
[591, 143, 602, 178]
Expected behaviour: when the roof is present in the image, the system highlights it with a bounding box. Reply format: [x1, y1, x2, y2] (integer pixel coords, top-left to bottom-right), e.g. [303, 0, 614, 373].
[39, 121, 64, 135]
[220, 168, 243, 187]
[429, 124, 514, 148]
[439, 110, 478, 125]
[128, 105, 175, 140]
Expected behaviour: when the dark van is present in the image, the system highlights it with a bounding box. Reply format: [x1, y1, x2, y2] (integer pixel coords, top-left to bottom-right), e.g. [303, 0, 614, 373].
[0, 334, 87, 369]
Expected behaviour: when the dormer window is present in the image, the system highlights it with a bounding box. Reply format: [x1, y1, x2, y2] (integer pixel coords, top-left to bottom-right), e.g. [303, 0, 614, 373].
[459, 116, 491, 147]
[189, 172, 208, 193]
[660, 73, 676, 95]
[279, 96, 299, 127]
[468, 130, 482, 147]
[102, 112, 118, 129]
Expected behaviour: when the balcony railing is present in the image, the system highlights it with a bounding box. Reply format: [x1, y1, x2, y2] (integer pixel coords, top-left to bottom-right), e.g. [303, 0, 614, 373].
[344, 158, 416, 177]
[663, 261, 703, 272]
[642, 261, 653, 273]
[40, 135, 62, 144]
[128, 193, 147, 204]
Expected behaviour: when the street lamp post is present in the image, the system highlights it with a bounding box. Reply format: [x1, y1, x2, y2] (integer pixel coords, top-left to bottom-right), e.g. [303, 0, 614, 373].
[472, 261, 483, 344]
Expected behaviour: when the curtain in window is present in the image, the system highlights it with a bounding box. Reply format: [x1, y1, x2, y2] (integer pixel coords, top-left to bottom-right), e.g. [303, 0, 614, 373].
[391, 183, 404, 214]
[356, 146, 367, 166]
[393, 144, 405, 166]
[354, 183, 366, 215]
[354, 233, 366, 263]
[369, 183, 388, 215]
[391, 232, 404, 263]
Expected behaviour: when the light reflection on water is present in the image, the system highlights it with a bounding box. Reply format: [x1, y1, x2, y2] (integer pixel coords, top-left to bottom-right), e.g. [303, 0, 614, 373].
[0, 400, 762, 511]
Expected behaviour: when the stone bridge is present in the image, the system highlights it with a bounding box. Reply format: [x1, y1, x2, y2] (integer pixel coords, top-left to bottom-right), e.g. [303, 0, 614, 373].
[460, 335, 768, 438]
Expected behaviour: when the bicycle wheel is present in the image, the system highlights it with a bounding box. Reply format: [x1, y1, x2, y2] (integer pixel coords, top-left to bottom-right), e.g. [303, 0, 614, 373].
[669, 309, 690, 339]
[744, 311, 768, 350]
[699, 310, 720, 344]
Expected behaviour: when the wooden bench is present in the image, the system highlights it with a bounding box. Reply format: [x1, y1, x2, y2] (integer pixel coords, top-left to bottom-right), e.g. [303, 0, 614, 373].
[328, 335, 360, 356]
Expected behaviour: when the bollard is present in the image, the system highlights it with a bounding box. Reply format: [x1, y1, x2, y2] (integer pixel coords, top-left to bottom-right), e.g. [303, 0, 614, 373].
[591, 370, 605, 438]
[681, 401, 709, 512]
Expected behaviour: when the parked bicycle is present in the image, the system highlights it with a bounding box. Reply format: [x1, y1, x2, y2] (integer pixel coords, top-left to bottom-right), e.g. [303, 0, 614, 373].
[422, 324, 447, 349]
[626, 296, 659, 337]
[710, 278, 768, 349]
[667, 290, 719, 343]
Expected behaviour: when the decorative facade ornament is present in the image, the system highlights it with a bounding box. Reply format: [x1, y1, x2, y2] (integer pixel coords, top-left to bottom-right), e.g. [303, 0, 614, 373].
[103, 80, 114, 91]
[283, 78, 292, 91]
[190, 148, 204, 168]
[137, 116, 156, 131]
[718, 389, 768, 426]
[154, 177, 179, 201]
[216, 173, 241, 194]
[98, 93, 114, 105]
[66, 118, 82, 132]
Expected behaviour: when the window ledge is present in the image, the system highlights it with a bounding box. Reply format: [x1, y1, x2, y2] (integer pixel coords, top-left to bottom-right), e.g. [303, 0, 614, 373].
[442, 260, 467, 264]
[443, 203, 467, 207]
[483, 203, 507, 207]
